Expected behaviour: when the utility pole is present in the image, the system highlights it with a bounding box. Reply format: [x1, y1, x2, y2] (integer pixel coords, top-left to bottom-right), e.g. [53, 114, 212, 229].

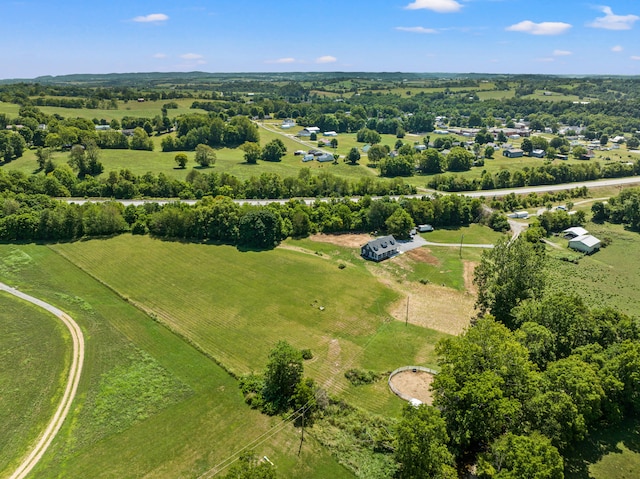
[459, 234, 464, 258]
[297, 408, 305, 456]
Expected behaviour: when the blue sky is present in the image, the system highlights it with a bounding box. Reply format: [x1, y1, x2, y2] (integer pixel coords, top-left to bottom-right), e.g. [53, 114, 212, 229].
[2, 0, 639, 78]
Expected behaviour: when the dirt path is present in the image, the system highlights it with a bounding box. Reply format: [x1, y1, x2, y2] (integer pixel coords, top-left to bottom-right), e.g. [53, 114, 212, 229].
[0, 282, 84, 479]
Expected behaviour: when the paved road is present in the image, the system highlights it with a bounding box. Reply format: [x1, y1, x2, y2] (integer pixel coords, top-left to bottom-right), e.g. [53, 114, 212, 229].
[1, 282, 85, 479]
[60, 176, 640, 208]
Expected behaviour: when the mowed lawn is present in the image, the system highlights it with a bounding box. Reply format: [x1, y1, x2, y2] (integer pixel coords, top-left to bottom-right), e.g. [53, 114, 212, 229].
[0, 244, 349, 478]
[0, 294, 68, 476]
[49, 235, 415, 402]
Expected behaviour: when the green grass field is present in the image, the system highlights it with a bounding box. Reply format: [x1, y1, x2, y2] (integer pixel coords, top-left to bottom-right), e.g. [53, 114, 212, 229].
[421, 224, 506, 245]
[0, 294, 68, 475]
[545, 221, 640, 318]
[48, 235, 447, 412]
[0, 243, 351, 478]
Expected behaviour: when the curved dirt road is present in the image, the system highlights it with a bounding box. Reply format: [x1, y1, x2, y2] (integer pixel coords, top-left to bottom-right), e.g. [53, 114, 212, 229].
[0, 282, 84, 479]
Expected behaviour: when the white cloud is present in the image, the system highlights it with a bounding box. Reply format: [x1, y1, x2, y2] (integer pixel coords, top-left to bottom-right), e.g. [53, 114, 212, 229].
[632, 56, 640, 61]
[265, 57, 297, 64]
[132, 13, 169, 23]
[395, 26, 438, 34]
[588, 6, 638, 31]
[316, 55, 337, 64]
[506, 20, 572, 35]
[611, 45, 624, 52]
[553, 49, 572, 56]
[152, 53, 167, 59]
[180, 53, 203, 60]
[405, 0, 462, 13]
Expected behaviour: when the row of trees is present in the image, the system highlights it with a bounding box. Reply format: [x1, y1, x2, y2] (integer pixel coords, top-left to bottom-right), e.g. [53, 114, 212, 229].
[592, 187, 640, 230]
[428, 159, 640, 192]
[0, 192, 483, 245]
[0, 162, 417, 199]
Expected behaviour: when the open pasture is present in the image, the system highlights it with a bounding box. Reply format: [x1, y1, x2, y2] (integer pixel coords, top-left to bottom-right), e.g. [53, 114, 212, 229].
[0, 243, 349, 478]
[0, 294, 68, 476]
[49, 235, 448, 412]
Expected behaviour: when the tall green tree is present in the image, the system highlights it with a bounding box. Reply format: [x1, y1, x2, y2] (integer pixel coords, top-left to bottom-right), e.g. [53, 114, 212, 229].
[346, 147, 361, 165]
[261, 139, 287, 162]
[195, 143, 216, 167]
[432, 317, 538, 458]
[242, 142, 262, 164]
[385, 208, 415, 239]
[262, 341, 303, 413]
[473, 238, 545, 328]
[477, 433, 563, 479]
[395, 405, 456, 479]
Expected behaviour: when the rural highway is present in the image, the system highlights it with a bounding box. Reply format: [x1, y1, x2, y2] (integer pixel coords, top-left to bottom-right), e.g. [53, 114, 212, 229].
[1, 282, 85, 479]
[60, 176, 640, 209]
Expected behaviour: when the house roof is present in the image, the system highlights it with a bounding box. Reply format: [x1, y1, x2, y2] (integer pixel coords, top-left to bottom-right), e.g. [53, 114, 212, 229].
[363, 235, 397, 253]
[570, 234, 601, 248]
[563, 227, 588, 237]
[507, 148, 523, 153]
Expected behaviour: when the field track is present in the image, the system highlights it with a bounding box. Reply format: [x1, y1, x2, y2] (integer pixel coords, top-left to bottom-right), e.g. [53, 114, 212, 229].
[0, 282, 85, 479]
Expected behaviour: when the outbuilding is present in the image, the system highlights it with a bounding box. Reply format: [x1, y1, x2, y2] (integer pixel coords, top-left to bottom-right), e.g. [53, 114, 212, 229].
[361, 235, 398, 262]
[562, 227, 589, 239]
[568, 234, 601, 254]
[503, 148, 524, 158]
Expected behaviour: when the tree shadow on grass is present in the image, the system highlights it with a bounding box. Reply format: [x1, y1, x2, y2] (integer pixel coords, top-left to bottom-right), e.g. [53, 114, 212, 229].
[564, 418, 640, 479]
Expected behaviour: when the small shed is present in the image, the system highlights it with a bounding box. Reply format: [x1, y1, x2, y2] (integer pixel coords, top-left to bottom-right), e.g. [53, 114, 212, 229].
[361, 235, 398, 262]
[563, 227, 588, 239]
[531, 149, 545, 158]
[569, 235, 601, 254]
[316, 153, 334, 162]
[417, 224, 434, 232]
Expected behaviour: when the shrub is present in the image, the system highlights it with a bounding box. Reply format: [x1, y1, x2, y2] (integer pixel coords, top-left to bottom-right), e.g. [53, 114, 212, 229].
[345, 369, 384, 386]
[301, 348, 313, 360]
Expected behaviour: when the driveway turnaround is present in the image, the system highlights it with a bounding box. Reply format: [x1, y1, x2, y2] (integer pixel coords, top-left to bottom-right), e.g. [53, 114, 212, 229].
[1, 282, 85, 479]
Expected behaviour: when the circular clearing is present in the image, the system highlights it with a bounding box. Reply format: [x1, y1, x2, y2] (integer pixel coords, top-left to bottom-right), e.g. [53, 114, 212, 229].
[388, 368, 435, 405]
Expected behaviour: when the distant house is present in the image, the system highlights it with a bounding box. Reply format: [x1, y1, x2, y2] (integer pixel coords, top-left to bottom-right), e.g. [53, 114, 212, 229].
[569, 235, 601, 254]
[581, 150, 596, 160]
[323, 131, 338, 137]
[361, 144, 371, 153]
[414, 144, 427, 152]
[95, 125, 111, 131]
[503, 148, 524, 158]
[361, 235, 398, 262]
[531, 149, 545, 158]
[563, 227, 589, 239]
[281, 119, 296, 129]
[508, 211, 529, 219]
[417, 224, 434, 232]
[137, 98, 145, 102]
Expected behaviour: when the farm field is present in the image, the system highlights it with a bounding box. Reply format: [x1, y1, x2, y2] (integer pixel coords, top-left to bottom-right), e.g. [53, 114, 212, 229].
[48, 235, 450, 412]
[419, 223, 506, 245]
[0, 98, 205, 122]
[0, 294, 68, 475]
[0, 243, 350, 478]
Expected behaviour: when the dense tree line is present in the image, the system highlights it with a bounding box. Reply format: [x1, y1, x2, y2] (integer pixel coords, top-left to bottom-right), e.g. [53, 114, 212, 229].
[0, 165, 416, 200]
[390, 238, 640, 477]
[592, 187, 640, 230]
[0, 192, 482, 245]
[427, 159, 640, 192]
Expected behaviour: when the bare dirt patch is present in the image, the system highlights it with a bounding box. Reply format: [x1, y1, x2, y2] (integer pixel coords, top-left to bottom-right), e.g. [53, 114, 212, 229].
[406, 247, 440, 266]
[388, 282, 474, 336]
[389, 370, 434, 405]
[278, 244, 329, 259]
[463, 261, 478, 296]
[309, 233, 372, 249]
